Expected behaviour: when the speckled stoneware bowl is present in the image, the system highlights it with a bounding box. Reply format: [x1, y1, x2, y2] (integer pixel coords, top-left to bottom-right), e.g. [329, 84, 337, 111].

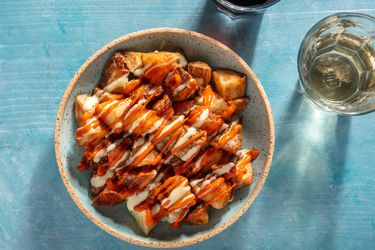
[55, 28, 275, 248]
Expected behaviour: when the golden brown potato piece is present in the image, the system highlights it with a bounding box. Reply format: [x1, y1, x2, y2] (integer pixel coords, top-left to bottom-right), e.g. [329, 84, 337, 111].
[165, 67, 199, 101]
[75, 116, 108, 147]
[192, 177, 233, 209]
[228, 98, 249, 114]
[75, 94, 89, 126]
[234, 149, 254, 188]
[101, 52, 129, 87]
[186, 204, 209, 225]
[142, 51, 187, 68]
[195, 86, 234, 119]
[152, 94, 174, 117]
[122, 51, 144, 73]
[92, 188, 124, 206]
[75, 93, 105, 129]
[187, 61, 212, 87]
[213, 70, 246, 100]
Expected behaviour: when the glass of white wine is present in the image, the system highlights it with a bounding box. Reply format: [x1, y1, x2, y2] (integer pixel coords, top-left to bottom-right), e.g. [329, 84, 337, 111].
[298, 13, 375, 115]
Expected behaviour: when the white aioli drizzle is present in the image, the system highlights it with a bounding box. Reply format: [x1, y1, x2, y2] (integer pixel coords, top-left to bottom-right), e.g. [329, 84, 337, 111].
[83, 95, 99, 113]
[172, 127, 197, 150]
[192, 108, 209, 128]
[181, 146, 200, 161]
[104, 74, 129, 92]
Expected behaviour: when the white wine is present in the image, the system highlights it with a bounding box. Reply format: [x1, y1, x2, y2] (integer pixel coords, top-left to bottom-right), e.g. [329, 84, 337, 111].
[298, 13, 375, 114]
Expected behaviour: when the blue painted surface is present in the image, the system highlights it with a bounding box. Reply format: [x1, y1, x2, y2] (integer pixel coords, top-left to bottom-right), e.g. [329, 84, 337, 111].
[0, 0, 374, 249]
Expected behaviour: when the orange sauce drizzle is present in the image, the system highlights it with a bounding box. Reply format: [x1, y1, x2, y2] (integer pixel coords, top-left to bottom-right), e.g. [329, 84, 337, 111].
[75, 118, 101, 137]
[171, 130, 206, 154]
[216, 123, 241, 148]
[151, 117, 185, 145]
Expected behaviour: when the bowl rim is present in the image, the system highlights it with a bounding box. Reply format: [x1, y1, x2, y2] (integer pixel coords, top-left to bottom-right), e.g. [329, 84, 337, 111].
[54, 27, 275, 248]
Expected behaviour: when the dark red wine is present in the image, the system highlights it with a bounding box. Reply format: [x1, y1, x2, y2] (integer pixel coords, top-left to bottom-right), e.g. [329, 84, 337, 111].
[226, 0, 269, 6]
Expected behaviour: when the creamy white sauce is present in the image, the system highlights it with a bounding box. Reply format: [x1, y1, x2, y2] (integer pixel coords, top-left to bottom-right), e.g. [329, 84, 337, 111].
[103, 99, 130, 126]
[110, 150, 130, 170]
[133, 137, 146, 149]
[161, 179, 191, 209]
[189, 178, 203, 188]
[123, 99, 145, 122]
[173, 82, 188, 95]
[142, 117, 165, 137]
[113, 121, 122, 130]
[90, 169, 114, 188]
[128, 110, 151, 133]
[172, 127, 197, 150]
[197, 95, 204, 104]
[197, 185, 214, 198]
[165, 208, 182, 223]
[158, 115, 184, 138]
[126, 141, 152, 166]
[114, 99, 131, 118]
[148, 86, 158, 96]
[181, 145, 200, 161]
[144, 62, 168, 75]
[93, 148, 106, 163]
[98, 100, 118, 118]
[106, 142, 117, 152]
[178, 54, 187, 67]
[212, 163, 235, 176]
[151, 204, 160, 216]
[83, 95, 99, 113]
[192, 108, 209, 128]
[236, 149, 249, 159]
[104, 74, 129, 92]
[164, 154, 174, 164]
[93, 138, 123, 163]
[133, 67, 144, 76]
[127, 190, 150, 211]
[165, 71, 175, 81]
[194, 152, 206, 168]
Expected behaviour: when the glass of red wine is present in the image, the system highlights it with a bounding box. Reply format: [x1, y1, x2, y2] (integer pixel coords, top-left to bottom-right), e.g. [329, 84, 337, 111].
[215, 0, 280, 18]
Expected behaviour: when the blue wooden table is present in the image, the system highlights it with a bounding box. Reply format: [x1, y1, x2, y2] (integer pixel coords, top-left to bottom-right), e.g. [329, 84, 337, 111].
[1, 0, 374, 249]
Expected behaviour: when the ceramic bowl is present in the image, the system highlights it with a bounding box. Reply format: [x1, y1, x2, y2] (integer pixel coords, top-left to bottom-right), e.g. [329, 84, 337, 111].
[54, 28, 275, 248]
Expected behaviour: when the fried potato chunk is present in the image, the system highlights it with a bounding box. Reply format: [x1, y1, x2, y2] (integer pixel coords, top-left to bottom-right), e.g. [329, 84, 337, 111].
[92, 187, 124, 206]
[186, 204, 209, 225]
[213, 70, 246, 100]
[122, 51, 187, 76]
[122, 51, 144, 73]
[187, 61, 212, 87]
[101, 52, 129, 87]
[228, 98, 249, 114]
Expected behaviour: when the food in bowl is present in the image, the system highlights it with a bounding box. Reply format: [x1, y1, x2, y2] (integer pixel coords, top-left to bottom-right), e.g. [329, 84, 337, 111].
[74, 50, 260, 235]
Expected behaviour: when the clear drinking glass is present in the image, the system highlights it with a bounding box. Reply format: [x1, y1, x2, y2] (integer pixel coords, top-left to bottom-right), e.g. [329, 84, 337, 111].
[298, 13, 375, 115]
[215, 0, 281, 18]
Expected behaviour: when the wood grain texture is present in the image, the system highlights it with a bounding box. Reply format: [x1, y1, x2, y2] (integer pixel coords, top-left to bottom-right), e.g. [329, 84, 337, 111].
[0, 0, 374, 249]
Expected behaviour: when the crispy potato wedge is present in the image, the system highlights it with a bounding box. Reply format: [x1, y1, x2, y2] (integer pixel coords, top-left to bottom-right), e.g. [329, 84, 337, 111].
[213, 69, 246, 100]
[234, 149, 254, 188]
[152, 94, 174, 117]
[228, 98, 249, 114]
[165, 67, 199, 101]
[75, 94, 88, 126]
[122, 51, 144, 73]
[186, 204, 209, 225]
[92, 188, 124, 206]
[76, 117, 107, 147]
[101, 52, 129, 87]
[187, 61, 212, 87]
